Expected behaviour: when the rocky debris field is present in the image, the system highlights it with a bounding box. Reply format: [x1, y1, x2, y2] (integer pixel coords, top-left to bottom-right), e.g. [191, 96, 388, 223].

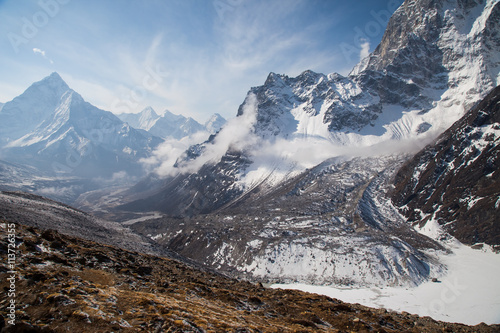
[1, 223, 499, 333]
[131, 156, 446, 288]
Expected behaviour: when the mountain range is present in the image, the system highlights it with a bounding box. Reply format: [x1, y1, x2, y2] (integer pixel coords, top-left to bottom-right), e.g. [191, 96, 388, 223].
[122, 0, 499, 212]
[0, 0, 499, 327]
[116, 0, 500, 287]
[0, 73, 162, 181]
[118, 107, 226, 139]
[120, 0, 499, 213]
[0, 73, 225, 204]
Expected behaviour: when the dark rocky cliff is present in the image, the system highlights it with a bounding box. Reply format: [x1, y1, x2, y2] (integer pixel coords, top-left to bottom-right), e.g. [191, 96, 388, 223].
[392, 85, 500, 247]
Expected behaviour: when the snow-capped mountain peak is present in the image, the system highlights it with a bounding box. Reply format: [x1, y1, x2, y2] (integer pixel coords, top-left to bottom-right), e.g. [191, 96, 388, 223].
[118, 106, 161, 131]
[138, 107, 160, 130]
[43, 71, 69, 88]
[205, 113, 226, 134]
[0, 72, 71, 143]
[0, 73, 163, 179]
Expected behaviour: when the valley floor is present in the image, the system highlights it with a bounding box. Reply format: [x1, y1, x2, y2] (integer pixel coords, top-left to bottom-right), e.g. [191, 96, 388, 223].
[272, 236, 500, 325]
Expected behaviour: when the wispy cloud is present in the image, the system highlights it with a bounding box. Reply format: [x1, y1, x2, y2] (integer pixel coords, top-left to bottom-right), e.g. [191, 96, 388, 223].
[146, 93, 259, 177]
[359, 40, 371, 61]
[33, 48, 54, 64]
[215, 0, 334, 75]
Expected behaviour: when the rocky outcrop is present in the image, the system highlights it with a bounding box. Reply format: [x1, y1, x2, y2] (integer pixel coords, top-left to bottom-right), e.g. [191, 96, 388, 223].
[392, 85, 500, 247]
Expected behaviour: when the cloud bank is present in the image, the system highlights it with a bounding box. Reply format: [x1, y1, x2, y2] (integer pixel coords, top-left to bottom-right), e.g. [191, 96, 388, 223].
[143, 93, 259, 178]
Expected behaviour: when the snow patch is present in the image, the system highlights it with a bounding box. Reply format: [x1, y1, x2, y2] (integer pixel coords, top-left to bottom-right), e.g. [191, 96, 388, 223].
[273, 243, 500, 325]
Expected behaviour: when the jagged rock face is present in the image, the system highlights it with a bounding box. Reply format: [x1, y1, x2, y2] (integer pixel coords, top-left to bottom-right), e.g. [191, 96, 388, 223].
[240, 0, 500, 141]
[367, 0, 445, 75]
[355, 0, 500, 111]
[352, 1, 445, 112]
[242, 70, 381, 136]
[392, 85, 500, 247]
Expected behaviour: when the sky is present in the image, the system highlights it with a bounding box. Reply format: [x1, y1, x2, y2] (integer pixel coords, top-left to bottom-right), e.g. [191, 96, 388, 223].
[0, 0, 403, 122]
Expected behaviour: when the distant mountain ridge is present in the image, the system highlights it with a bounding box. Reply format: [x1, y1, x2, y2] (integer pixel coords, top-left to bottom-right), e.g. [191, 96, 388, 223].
[118, 107, 226, 139]
[118, 106, 160, 131]
[0, 72, 163, 180]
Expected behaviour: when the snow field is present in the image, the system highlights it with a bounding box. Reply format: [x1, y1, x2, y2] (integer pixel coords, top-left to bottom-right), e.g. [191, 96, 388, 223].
[272, 225, 500, 325]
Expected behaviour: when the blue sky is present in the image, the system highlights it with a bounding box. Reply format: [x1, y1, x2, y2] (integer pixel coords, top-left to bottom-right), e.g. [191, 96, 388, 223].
[0, 0, 403, 122]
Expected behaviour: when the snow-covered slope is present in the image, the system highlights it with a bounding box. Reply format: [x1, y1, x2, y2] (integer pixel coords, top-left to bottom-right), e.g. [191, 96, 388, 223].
[273, 241, 500, 325]
[0, 73, 70, 145]
[118, 106, 161, 131]
[0, 73, 163, 180]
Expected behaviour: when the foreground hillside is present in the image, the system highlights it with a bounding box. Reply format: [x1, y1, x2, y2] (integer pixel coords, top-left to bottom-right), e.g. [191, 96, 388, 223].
[1, 223, 498, 332]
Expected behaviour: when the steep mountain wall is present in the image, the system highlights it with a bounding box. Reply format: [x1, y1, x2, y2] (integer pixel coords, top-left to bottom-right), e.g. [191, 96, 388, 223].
[392, 85, 500, 247]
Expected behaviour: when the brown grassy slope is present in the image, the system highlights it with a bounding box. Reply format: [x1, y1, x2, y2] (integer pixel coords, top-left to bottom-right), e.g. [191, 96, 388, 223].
[1, 223, 498, 333]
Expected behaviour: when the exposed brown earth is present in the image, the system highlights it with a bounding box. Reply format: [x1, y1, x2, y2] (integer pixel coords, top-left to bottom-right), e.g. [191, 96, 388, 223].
[1, 223, 498, 333]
